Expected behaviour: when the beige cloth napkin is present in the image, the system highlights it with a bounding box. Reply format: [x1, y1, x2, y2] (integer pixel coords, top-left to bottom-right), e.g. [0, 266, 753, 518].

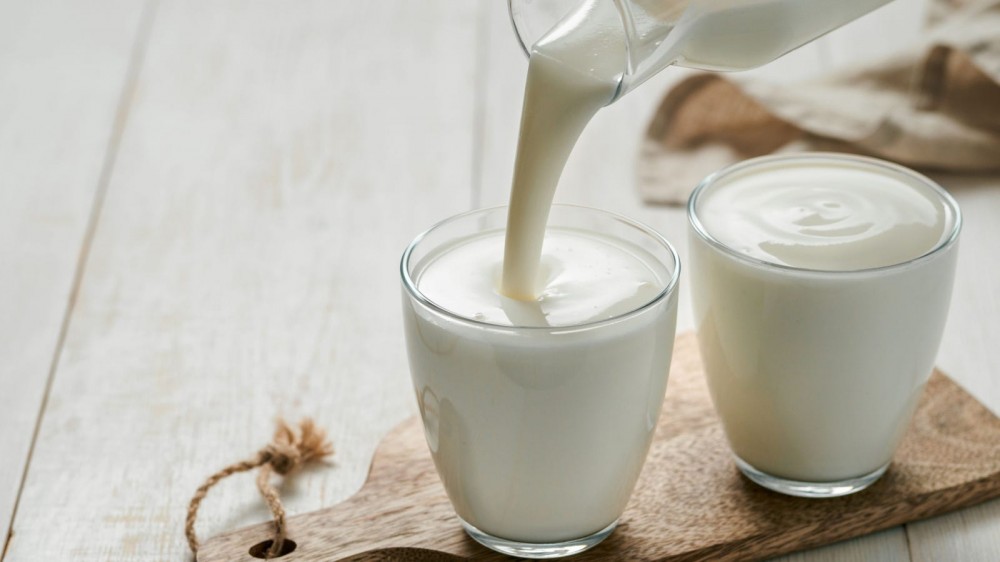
[638, 0, 1000, 205]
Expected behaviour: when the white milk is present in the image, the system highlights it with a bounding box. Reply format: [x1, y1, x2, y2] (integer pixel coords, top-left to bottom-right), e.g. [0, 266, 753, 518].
[404, 213, 678, 542]
[421, 230, 664, 327]
[500, 0, 625, 300]
[654, 0, 891, 72]
[689, 155, 960, 483]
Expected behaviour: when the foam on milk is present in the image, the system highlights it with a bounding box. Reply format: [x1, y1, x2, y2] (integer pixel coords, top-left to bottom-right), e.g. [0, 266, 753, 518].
[695, 159, 952, 271]
[419, 229, 664, 328]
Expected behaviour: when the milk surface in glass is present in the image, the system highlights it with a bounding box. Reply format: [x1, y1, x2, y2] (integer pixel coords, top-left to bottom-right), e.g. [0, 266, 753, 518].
[688, 154, 960, 495]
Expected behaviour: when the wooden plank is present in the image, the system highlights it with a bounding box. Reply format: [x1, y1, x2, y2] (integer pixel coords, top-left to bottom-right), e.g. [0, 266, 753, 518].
[908, 497, 1000, 562]
[0, 0, 149, 548]
[778, 530, 910, 562]
[2, 0, 481, 559]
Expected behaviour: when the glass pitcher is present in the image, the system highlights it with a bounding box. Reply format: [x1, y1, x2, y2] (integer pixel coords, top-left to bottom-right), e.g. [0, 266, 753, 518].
[509, 0, 893, 102]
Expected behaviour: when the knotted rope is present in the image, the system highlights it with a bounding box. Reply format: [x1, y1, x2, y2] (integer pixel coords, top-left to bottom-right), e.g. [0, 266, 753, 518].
[185, 418, 334, 559]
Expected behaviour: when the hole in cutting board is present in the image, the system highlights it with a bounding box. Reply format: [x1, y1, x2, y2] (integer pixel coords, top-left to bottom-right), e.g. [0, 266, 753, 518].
[248, 538, 297, 558]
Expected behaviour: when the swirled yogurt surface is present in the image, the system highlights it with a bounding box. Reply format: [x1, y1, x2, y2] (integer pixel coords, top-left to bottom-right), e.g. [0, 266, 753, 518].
[694, 158, 954, 271]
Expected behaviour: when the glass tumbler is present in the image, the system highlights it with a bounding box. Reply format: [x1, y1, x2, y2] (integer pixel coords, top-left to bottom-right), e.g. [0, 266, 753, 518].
[688, 154, 961, 497]
[401, 205, 680, 558]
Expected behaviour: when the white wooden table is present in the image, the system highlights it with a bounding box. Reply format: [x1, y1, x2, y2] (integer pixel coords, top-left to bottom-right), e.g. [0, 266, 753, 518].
[1, 0, 997, 560]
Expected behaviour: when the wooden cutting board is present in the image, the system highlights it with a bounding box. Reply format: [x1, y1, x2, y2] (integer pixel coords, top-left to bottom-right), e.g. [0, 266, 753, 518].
[200, 332, 1000, 561]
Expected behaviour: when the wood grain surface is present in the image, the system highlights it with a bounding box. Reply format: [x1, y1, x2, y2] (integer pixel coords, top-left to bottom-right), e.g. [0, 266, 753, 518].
[0, 1, 477, 559]
[200, 332, 1000, 562]
[0, 0, 150, 540]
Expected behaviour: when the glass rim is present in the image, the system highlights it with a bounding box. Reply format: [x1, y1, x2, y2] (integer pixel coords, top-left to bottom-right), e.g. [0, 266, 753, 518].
[687, 152, 963, 277]
[400, 204, 681, 332]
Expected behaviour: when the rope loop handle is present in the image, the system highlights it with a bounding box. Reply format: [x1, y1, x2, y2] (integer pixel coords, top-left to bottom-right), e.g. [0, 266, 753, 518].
[185, 418, 334, 559]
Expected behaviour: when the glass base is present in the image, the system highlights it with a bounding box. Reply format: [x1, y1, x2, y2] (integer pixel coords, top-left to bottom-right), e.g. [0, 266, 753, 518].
[734, 456, 890, 498]
[460, 518, 618, 559]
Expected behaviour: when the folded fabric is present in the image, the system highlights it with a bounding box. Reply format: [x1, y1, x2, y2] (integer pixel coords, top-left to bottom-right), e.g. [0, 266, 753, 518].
[638, 0, 1000, 205]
